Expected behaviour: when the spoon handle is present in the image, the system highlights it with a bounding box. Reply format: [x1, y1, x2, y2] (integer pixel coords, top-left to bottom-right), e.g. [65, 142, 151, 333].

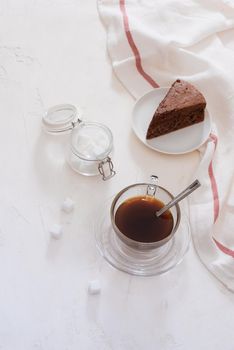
[156, 180, 201, 217]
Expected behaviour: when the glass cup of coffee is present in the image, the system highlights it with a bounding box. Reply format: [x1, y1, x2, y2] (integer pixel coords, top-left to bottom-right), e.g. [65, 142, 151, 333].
[110, 179, 181, 251]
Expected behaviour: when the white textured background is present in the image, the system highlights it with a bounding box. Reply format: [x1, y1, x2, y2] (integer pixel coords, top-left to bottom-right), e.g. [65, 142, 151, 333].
[0, 1, 233, 349]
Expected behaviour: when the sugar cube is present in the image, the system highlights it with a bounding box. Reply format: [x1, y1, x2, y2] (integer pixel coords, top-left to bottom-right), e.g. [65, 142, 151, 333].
[62, 197, 74, 213]
[49, 224, 63, 239]
[88, 279, 101, 295]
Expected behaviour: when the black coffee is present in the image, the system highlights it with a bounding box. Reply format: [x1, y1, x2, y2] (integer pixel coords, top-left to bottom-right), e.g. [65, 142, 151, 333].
[114, 195, 174, 243]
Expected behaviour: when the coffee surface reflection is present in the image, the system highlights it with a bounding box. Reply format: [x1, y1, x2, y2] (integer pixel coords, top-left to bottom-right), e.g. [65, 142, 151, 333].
[115, 195, 173, 243]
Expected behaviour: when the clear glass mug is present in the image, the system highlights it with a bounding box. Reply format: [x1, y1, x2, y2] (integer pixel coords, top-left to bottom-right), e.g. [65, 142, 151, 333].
[110, 177, 181, 251]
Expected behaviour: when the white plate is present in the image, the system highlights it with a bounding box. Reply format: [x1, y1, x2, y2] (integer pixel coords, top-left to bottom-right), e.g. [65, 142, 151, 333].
[132, 87, 212, 155]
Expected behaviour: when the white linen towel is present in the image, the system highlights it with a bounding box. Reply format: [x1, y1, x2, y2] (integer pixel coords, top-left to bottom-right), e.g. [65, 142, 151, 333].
[98, 0, 234, 291]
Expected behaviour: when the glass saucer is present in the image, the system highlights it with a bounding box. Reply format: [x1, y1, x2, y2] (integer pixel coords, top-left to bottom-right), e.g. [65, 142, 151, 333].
[95, 198, 191, 276]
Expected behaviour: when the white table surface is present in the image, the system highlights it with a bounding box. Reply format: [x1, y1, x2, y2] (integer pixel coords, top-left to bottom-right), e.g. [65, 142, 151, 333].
[0, 1, 234, 349]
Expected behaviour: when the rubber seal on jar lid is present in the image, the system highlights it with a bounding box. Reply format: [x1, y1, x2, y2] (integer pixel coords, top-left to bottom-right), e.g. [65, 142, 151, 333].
[42, 104, 78, 133]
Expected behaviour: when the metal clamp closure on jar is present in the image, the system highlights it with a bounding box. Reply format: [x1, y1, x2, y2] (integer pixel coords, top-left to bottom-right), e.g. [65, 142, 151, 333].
[98, 157, 116, 181]
[42, 104, 116, 180]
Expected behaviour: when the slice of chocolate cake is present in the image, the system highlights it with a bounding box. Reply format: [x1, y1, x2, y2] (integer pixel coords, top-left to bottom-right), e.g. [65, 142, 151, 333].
[146, 79, 206, 139]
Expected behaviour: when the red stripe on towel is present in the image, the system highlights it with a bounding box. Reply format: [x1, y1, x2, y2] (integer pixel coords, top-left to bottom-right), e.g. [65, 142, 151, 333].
[119, 0, 159, 88]
[208, 134, 230, 257]
[209, 133, 218, 147]
[208, 133, 219, 223]
[213, 238, 234, 258]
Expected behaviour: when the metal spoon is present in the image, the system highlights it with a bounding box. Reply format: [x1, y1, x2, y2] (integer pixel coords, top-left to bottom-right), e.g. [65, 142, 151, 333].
[156, 179, 201, 217]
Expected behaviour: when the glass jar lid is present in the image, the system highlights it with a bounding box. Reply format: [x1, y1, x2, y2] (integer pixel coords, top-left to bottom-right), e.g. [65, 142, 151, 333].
[42, 104, 78, 133]
[70, 121, 113, 161]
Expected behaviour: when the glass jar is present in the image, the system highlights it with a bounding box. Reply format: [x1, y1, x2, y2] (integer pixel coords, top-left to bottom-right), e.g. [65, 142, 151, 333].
[42, 104, 116, 180]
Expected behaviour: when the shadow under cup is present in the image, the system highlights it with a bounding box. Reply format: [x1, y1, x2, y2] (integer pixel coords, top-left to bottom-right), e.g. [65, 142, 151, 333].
[110, 183, 181, 251]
